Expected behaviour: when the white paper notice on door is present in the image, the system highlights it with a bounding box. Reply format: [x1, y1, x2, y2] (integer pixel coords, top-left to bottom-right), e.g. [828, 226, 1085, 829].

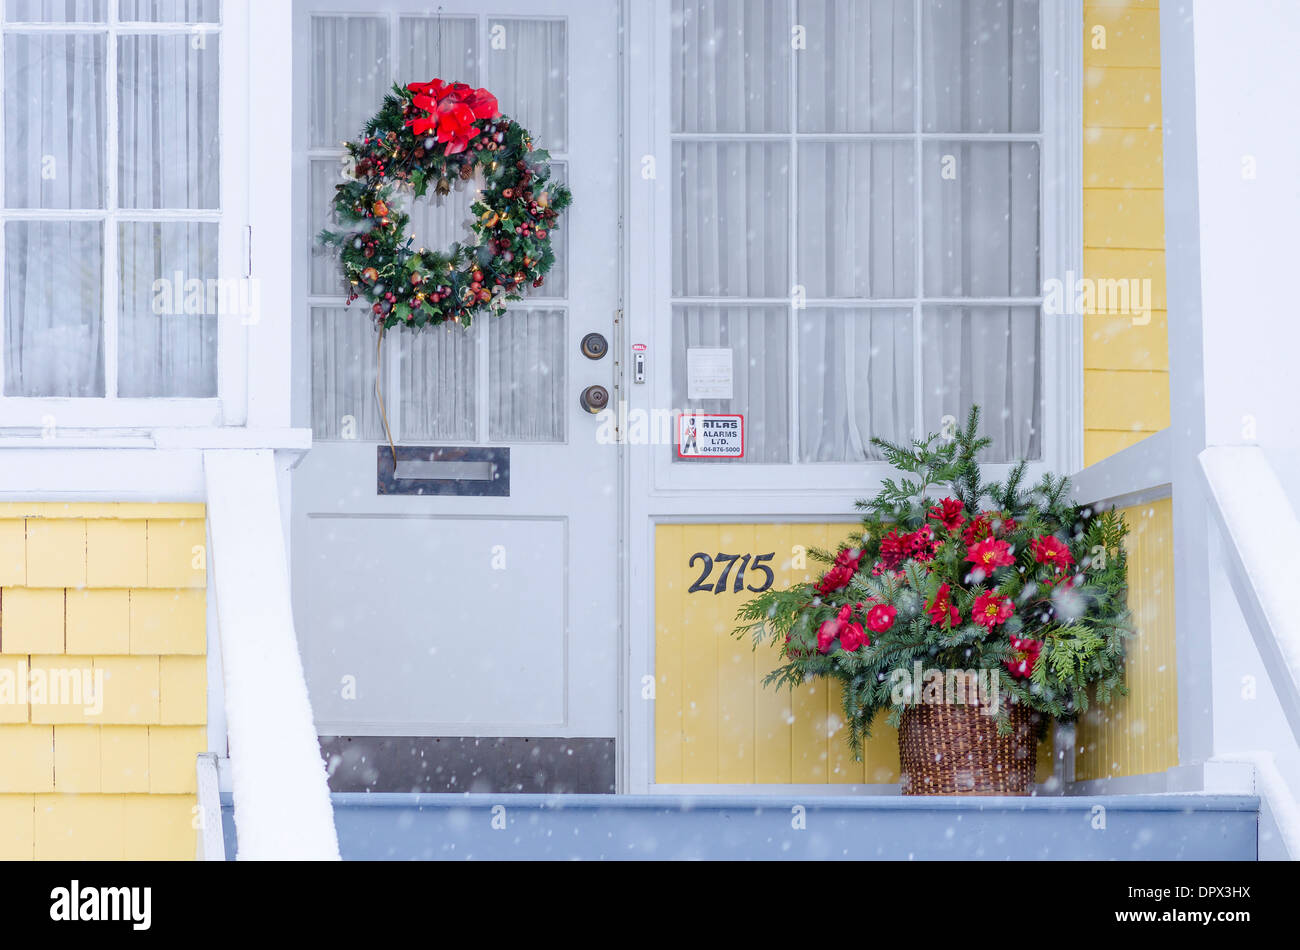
[686, 347, 734, 400]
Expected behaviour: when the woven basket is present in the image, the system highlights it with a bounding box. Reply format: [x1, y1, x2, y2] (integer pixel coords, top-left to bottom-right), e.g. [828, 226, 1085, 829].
[898, 701, 1037, 796]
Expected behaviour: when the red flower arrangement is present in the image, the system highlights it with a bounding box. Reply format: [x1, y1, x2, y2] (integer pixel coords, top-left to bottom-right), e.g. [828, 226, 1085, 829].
[737, 408, 1133, 764]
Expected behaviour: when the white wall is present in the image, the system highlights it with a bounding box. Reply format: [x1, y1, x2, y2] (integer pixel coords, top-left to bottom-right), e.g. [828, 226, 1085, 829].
[1190, 0, 1300, 490]
[1185, 0, 1300, 843]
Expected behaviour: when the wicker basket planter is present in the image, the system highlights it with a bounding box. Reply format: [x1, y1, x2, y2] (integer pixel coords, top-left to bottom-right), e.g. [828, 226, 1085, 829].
[898, 702, 1037, 796]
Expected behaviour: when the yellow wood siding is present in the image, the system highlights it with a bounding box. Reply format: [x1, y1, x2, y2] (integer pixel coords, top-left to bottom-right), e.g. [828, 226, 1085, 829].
[655, 523, 901, 785]
[1083, 0, 1170, 464]
[0, 504, 207, 860]
[1074, 498, 1179, 779]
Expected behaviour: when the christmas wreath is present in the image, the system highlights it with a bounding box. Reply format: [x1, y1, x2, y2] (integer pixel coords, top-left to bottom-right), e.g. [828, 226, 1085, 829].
[318, 79, 572, 329]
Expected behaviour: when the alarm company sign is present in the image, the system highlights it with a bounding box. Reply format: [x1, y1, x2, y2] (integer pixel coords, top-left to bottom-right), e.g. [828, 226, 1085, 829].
[677, 413, 744, 459]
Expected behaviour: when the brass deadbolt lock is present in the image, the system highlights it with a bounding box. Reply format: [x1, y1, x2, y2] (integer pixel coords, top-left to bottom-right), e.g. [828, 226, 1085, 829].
[581, 332, 609, 360]
[580, 384, 610, 414]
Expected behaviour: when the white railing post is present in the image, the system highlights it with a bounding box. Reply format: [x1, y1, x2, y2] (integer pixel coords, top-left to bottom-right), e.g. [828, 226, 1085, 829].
[205, 449, 340, 860]
[195, 753, 225, 861]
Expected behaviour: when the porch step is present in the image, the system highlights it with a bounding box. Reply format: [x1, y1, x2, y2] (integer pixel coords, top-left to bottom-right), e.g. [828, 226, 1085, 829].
[220, 792, 1260, 860]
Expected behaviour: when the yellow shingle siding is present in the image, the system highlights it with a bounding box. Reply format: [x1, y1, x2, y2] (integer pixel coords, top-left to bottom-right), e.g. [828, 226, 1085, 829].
[1074, 498, 1179, 779]
[1082, 0, 1171, 465]
[656, 523, 901, 786]
[0, 505, 207, 860]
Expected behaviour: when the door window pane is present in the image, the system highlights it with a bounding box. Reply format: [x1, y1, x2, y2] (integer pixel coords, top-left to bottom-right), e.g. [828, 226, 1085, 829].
[401, 323, 477, 442]
[5, 0, 103, 22]
[310, 16, 388, 148]
[311, 307, 384, 441]
[489, 308, 566, 443]
[4, 220, 104, 396]
[487, 18, 567, 153]
[399, 15, 477, 85]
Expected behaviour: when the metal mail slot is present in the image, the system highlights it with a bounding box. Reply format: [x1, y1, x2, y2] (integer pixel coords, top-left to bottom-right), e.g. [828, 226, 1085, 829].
[377, 446, 510, 497]
[394, 460, 495, 481]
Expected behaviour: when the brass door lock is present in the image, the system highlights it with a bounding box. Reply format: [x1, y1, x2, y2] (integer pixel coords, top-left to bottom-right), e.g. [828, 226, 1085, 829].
[581, 332, 609, 360]
[579, 384, 610, 414]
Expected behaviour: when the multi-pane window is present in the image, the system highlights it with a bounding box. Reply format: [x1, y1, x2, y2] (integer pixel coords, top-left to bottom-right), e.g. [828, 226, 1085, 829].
[671, 0, 1043, 463]
[0, 0, 222, 400]
[307, 13, 571, 444]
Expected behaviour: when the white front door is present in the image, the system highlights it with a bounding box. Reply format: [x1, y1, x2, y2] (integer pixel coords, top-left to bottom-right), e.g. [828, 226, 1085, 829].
[289, 1, 621, 769]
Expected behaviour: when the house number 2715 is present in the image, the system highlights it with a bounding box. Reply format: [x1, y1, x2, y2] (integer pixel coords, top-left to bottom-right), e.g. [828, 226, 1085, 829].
[687, 552, 776, 594]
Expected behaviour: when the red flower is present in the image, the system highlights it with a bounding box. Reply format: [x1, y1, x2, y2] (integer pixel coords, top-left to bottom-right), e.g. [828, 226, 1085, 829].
[462, 87, 500, 120]
[927, 583, 961, 628]
[815, 549, 860, 594]
[880, 527, 938, 569]
[962, 514, 989, 545]
[839, 622, 868, 652]
[1005, 634, 1043, 679]
[865, 603, 897, 634]
[928, 498, 966, 532]
[404, 80, 500, 155]
[962, 510, 1015, 545]
[1031, 535, 1074, 571]
[904, 524, 938, 562]
[816, 618, 840, 654]
[965, 538, 1015, 571]
[878, 531, 907, 570]
[833, 548, 861, 570]
[972, 592, 1014, 629]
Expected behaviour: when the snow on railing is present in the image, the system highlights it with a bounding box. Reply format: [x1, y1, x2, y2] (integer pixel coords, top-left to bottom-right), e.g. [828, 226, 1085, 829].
[205, 449, 340, 860]
[1199, 447, 1300, 744]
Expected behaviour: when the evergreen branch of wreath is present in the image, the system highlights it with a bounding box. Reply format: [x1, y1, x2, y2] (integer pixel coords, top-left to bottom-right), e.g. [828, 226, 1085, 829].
[318, 80, 573, 331]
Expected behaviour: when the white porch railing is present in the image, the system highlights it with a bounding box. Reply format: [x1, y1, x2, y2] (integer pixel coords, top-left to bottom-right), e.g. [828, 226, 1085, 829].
[1071, 432, 1299, 859]
[205, 449, 340, 860]
[1199, 446, 1300, 859]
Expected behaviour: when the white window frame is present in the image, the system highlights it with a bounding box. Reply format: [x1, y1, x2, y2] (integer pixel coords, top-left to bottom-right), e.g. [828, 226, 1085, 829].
[643, 0, 1082, 495]
[0, 0, 250, 430]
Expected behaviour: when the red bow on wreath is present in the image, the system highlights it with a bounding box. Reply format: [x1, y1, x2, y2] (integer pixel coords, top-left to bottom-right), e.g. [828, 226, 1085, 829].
[406, 79, 501, 155]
